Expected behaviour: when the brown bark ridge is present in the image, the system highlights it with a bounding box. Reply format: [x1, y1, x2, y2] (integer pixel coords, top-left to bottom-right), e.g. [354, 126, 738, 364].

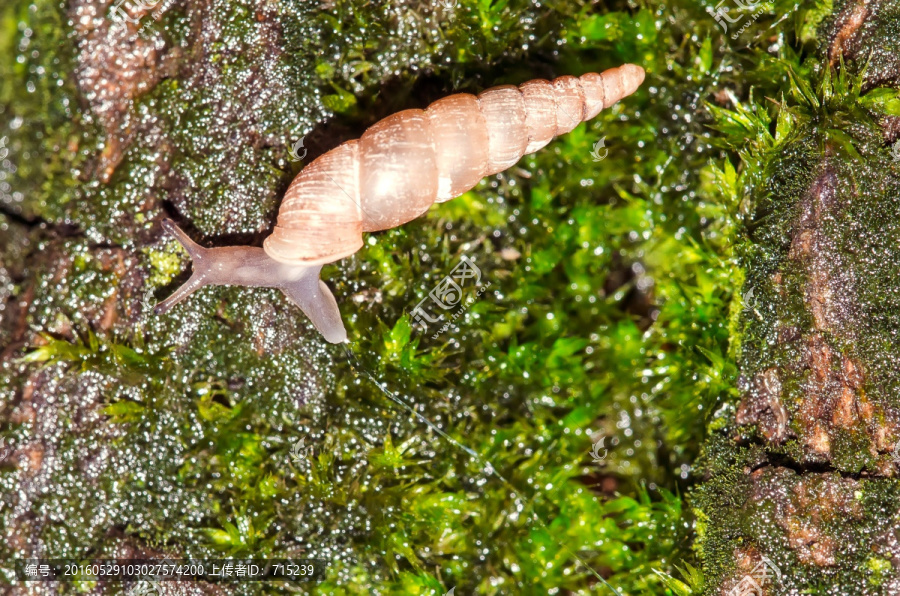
[695, 1, 900, 592]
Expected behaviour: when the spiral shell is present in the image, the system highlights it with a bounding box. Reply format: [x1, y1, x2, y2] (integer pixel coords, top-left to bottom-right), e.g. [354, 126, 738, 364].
[264, 64, 645, 266]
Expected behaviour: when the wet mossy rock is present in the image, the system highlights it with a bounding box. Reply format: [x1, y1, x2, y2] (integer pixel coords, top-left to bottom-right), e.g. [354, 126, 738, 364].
[4, 0, 900, 594]
[694, 0, 900, 593]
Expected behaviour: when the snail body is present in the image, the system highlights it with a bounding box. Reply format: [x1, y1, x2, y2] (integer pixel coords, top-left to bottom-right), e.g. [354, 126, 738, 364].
[157, 64, 646, 343]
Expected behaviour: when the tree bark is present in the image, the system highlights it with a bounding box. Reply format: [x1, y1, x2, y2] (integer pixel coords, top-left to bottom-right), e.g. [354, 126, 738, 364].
[696, 1, 900, 593]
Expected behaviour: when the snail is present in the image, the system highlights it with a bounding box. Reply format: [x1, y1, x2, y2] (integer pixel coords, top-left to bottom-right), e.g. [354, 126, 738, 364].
[156, 64, 646, 343]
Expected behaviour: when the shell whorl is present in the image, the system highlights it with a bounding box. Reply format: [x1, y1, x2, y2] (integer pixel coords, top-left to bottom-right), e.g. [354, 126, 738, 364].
[264, 63, 645, 266]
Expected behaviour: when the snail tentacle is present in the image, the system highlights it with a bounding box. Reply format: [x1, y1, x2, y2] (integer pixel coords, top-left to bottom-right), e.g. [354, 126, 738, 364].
[156, 219, 347, 342]
[154, 219, 211, 315]
[280, 273, 347, 344]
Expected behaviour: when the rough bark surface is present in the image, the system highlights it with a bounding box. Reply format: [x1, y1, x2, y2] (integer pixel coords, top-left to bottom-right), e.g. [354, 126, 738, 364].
[697, 1, 900, 593]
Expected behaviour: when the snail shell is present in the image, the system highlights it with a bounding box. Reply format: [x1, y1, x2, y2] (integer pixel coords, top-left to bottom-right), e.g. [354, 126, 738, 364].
[156, 64, 645, 343]
[264, 64, 645, 266]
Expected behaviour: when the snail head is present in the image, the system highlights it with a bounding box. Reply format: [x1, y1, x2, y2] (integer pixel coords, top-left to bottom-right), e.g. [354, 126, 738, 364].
[154, 219, 347, 343]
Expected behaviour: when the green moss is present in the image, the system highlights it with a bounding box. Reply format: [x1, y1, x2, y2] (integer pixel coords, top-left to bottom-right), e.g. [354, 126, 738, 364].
[10, 0, 900, 593]
[866, 556, 892, 587]
[143, 244, 187, 287]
